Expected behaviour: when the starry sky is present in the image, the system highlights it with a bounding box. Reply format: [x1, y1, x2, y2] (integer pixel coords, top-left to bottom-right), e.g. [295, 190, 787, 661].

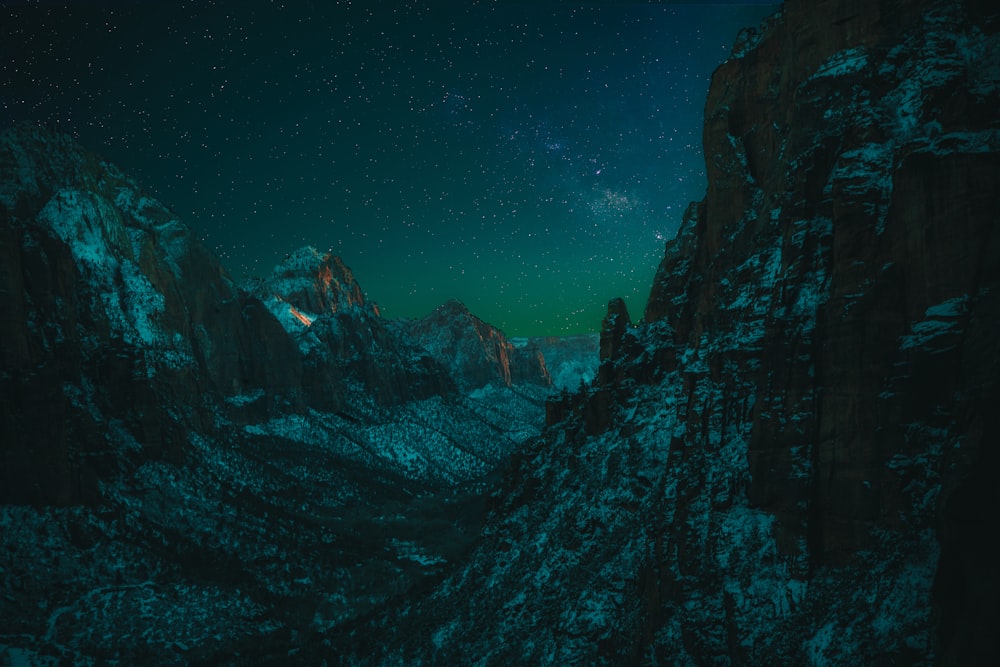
[3, 0, 777, 337]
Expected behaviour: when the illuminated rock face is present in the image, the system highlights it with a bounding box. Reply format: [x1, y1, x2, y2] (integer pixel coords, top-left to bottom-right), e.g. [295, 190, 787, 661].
[248, 246, 458, 409]
[398, 298, 552, 392]
[248, 252, 551, 407]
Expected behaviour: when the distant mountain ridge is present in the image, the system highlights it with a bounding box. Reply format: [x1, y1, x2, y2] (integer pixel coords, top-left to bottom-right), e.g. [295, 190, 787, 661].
[247, 244, 555, 408]
[512, 333, 600, 391]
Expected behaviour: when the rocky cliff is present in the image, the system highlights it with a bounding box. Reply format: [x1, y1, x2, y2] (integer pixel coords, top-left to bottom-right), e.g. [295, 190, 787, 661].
[0, 127, 304, 506]
[395, 299, 552, 392]
[245, 248, 552, 406]
[336, 1, 999, 664]
[512, 332, 600, 391]
[247, 246, 458, 408]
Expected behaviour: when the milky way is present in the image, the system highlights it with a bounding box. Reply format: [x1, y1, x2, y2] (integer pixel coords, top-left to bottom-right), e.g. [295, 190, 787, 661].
[3, 1, 777, 336]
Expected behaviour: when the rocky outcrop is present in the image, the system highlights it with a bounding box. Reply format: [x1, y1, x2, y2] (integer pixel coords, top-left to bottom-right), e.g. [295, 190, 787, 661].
[642, 3, 1000, 653]
[260, 246, 366, 316]
[248, 253, 551, 404]
[512, 333, 600, 391]
[336, 1, 999, 664]
[398, 299, 552, 391]
[0, 125, 303, 506]
[248, 247, 457, 408]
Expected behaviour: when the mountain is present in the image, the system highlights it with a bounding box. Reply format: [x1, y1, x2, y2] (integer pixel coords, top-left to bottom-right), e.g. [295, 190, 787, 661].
[393, 299, 552, 392]
[0, 123, 559, 664]
[245, 246, 555, 406]
[512, 333, 601, 391]
[0, 127, 303, 506]
[330, 1, 1000, 664]
[2, 0, 997, 663]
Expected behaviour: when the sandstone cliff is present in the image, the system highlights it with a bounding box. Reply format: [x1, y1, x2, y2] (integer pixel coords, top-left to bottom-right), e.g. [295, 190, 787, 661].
[396, 298, 552, 392]
[247, 246, 458, 408]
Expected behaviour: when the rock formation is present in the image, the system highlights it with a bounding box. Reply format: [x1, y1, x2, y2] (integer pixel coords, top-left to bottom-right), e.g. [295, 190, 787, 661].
[396, 298, 552, 392]
[248, 246, 459, 408]
[512, 333, 600, 391]
[0, 126, 304, 506]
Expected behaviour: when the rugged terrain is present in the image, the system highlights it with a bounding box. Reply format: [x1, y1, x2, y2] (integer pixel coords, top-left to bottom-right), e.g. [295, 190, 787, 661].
[0, 122, 586, 664]
[514, 333, 601, 391]
[2, 0, 999, 664]
[331, 0, 999, 664]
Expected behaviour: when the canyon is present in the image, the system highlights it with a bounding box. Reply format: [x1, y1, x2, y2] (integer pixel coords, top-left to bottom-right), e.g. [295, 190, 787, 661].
[2, 0, 998, 664]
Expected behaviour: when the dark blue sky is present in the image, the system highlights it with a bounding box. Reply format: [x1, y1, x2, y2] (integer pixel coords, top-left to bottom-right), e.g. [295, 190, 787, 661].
[3, 0, 778, 336]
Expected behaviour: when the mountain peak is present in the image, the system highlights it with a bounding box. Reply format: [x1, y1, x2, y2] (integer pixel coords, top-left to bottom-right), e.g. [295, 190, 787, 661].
[400, 298, 551, 391]
[435, 298, 472, 315]
[253, 246, 372, 331]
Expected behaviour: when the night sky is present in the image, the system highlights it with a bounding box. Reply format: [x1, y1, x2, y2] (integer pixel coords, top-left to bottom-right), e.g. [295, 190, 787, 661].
[3, 1, 777, 336]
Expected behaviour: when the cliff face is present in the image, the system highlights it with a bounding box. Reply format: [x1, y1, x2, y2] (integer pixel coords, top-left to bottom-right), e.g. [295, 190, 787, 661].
[397, 299, 552, 392]
[247, 252, 551, 407]
[657, 0, 998, 660]
[649, 3, 1000, 660]
[0, 127, 304, 506]
[649, 0, 1000, 575]
[341, 1, 999, 664]
[248, 247, 460, 408]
